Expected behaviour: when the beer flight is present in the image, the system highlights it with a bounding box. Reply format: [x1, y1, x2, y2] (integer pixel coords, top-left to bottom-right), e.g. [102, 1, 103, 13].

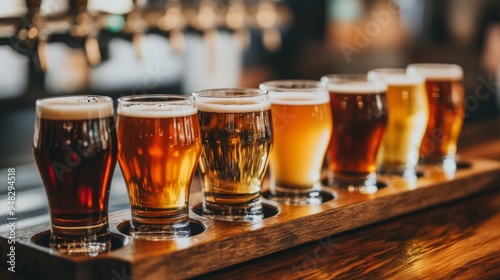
[32, 63, 464, 256]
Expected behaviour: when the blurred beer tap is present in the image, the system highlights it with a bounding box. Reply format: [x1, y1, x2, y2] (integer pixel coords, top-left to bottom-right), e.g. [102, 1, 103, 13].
[255, 0, 281, 52]
[70, 0, 101, 66]
[9, 0, 49, 71]
[125, 0, 148, 60]
[225, 0, 250, 50]
[158, 0, 186, 54]
[192, 0, 218, 48]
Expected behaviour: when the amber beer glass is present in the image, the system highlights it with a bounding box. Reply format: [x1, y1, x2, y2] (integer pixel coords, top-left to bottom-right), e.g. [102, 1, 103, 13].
[321, 75, 388, 193]
[33, 95, 117, 256]
[368, 69, 429, 181]
[260, 80, 332, 204]
[407, 64, 465, 175]
[193, 88, 273, 221]
[116, 95, 201, 239]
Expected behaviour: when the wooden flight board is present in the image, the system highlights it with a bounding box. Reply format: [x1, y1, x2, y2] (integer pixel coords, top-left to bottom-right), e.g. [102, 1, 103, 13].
[1, 157, 500, 280]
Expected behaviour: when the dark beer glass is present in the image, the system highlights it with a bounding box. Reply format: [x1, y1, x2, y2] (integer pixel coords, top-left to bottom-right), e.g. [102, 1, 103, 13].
[33, 95, 117, 256]
[117, 95, 201, 240]
[321, 75, 388, 194]
[407, 64, 465, 176]
[193, 88, 273, 221]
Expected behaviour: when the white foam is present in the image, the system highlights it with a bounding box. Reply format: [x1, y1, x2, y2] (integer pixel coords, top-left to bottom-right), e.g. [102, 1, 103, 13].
[195, 99, 271, 113]
[269, 92, 330, 105]
[118, 104, 198, 118]
[322, 81, 387, 94]
[36, 96, 114, 120]
[407, 64, 463, 80]
[368, 69, 424, 86]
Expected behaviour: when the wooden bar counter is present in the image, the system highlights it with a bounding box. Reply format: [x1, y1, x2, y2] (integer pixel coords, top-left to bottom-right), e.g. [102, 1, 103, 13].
[200, 186, 500, 279]
[1, 119, 500, 279]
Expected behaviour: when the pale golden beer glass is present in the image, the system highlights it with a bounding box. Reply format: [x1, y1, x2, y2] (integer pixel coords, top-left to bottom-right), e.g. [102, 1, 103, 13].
[33, 95, 117, 256]
[407, 64, 465, 175]
[260, 80, 332, 205]
[193, 88, 273, 221]
[117, 95, 201, 239]
[368, 69, 429, 181]
[321, 75, 388, 194]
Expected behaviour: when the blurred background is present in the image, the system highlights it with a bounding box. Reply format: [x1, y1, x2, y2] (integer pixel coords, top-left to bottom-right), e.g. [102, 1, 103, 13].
[1, 0, 500, 168]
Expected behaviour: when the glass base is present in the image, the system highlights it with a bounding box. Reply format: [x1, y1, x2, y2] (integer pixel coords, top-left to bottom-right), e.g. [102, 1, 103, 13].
[130, 210, 190, 240]
[50, 223, 110, 257]
[269, 185, 322, 205]
[419, 156, 457, 178]
[328, 171, 378, 194]
[129, 221, 190, 240]
[202, 198, 263, 221]
[377, 163, 417, 182]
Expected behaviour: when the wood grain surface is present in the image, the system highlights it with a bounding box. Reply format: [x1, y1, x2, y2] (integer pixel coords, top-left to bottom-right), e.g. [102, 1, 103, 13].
[1, 157, 499, 280]
[200, 188, 500, 280]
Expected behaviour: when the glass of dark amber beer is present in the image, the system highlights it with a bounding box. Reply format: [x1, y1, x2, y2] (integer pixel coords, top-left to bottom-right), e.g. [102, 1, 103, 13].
[193, 88, 273, 221]
[321, 75, 388, 194]
[116, 95, 201, 240]
[33, 95, 117, 256]
[406, 64, 465, 176]
[260, 80, 332, 205]
[367, 69, 429, 181]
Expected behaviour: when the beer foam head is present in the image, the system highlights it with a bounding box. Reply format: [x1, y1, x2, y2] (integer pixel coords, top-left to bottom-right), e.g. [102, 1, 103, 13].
[118, 95, 197, 118]
[321, 75, 387, 94]
[407, 64, 463, 80]
[260, 80, 330, 105]
[193, 88, 271, 112]
[36, 95, 114, 120]
[118, 104, 197, 118]
[368, 68, 425, 86]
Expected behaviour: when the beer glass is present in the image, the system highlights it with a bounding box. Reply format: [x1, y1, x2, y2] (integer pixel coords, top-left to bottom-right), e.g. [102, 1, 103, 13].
[260, 80, 332, 205]
[33, 95, 117, 256]
[193, 88, 273, 221]
[407, 64, 465, 175]
[116, 95, 201, 239]
[321, 75, 388, 194]
[367, 69, 429, 181]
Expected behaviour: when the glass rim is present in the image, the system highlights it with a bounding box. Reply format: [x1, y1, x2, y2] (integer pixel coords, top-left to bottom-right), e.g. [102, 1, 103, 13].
[320, 74, 387, 93]
[118, 94, 194, 105]
[320, 74, 368, 83]
[406, 63, 462, 70]
[368, 68, 406, 75]
[406, 63, 463, 80]
[36, 95, 113, 107]
[192, 88, 267, 98]
[368, 68, 425, 84]
[259, 80, 324, 92]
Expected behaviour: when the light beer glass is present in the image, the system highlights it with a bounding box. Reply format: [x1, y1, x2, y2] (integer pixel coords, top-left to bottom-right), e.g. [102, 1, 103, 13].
[33, 95, 117, 256]
[116, 95, 201, 239]
[321, 75, 388, 194]
[407, 64, 465, 175]
[260, 80, 332, 205]
[367, 69, 429, 181]
[193, 88, 273, 221]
